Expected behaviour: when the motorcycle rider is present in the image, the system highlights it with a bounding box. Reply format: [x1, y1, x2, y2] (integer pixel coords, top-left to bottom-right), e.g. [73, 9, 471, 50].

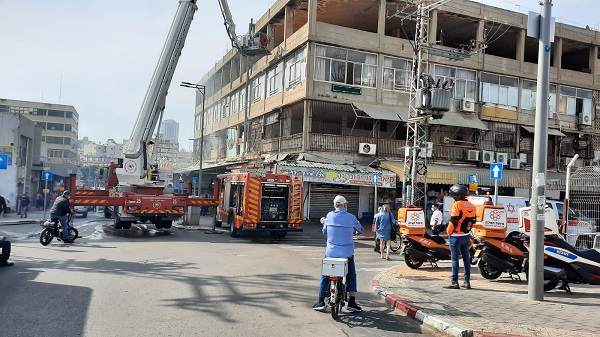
[49, 190, 74, 243]
[444, 185, 476, 290]
[313, 195, 364, 312]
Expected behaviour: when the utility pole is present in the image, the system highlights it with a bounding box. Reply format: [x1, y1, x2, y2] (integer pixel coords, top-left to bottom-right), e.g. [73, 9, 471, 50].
[527, 0, 554, 301]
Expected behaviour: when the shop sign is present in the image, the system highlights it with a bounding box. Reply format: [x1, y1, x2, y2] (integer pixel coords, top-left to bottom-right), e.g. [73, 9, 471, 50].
[277, 165, 396, 188]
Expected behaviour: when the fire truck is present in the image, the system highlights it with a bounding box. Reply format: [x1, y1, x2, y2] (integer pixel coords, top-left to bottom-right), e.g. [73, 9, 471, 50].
[215, 168, 303, 238]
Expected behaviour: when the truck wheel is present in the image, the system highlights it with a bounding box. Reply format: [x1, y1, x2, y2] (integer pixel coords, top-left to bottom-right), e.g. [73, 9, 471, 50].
[104, 206, 112, 219]
[155, 220, 164, 229]
[122, 222, 132, 230]
[162, 220, 172, 229]
[113, 212, 123, 229]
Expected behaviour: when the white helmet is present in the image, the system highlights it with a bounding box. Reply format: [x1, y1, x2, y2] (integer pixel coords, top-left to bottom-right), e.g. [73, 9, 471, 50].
[333, 195, 347, 207]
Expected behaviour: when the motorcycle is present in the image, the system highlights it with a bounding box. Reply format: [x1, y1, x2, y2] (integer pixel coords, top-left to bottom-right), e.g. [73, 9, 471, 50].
[518, 206, 600, 293]
[470, 204, 529, 280]
[40, 214, 79, 245]
[399, 207, 474, 269]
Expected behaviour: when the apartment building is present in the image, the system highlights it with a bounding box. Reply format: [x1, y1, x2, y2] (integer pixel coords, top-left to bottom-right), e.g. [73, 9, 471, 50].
[0, 99, 79, 165]
[78, 137, 124, 165]
[191, 0, 600, 218]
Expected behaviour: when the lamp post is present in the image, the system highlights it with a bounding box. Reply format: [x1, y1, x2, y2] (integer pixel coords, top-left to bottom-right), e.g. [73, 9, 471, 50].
[181, 82, 205, 197]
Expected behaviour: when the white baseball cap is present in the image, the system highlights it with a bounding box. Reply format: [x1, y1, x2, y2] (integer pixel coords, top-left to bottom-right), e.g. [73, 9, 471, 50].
[333, 195, 347, 206]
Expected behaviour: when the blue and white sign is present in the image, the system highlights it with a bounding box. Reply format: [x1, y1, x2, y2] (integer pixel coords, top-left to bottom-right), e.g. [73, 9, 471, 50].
[42, 171, 53, 181]
[192, 177, 197, 184]
[490, 163, 503, 180]
[175, 181, 182, 187]
[0, 154, 7, 170]
[468, 173, 478, 184]
[372, 173, 379, 185]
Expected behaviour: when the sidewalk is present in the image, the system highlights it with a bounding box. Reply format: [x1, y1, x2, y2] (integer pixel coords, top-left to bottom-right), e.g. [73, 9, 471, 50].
[371, 261, 600, 337]
[0, 209, 47, 226]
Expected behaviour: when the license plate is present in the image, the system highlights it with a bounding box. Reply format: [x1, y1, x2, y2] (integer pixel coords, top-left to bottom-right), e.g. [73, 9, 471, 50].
[474, 249, 482, 258]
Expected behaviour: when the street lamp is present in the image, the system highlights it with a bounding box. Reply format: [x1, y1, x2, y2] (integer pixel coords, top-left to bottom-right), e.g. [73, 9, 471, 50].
[181, 81, 206, 197]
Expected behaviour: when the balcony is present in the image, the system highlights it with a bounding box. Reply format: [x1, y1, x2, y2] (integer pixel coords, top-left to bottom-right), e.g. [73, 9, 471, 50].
[307, 133, 407, 157]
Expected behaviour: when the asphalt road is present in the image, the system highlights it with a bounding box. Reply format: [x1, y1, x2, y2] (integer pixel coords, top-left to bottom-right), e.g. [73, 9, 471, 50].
[0, 212, 442, 337]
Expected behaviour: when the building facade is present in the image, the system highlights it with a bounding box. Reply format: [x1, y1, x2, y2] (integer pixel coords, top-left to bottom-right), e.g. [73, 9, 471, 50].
[161, 119, 179, 142]
[190, 0, 600, 218]
[0, 99, 79, 165]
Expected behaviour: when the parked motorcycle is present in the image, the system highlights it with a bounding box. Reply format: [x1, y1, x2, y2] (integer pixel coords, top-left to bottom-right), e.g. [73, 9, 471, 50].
[40, 215, 79, 245]
[398, 207, 474, 269]
[471, 204, 529, 280]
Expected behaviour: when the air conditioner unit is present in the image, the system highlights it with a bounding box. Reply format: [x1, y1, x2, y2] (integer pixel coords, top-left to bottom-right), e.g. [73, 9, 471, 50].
[358, 143, 376, 155]
[509, 158, 522, 169]
[481, 150, 495, 164]
[578, 111, 592, 126]
[466, 149, 480, 161]
[561, 157, 572, 166]
[460, 98, 476, 112]
[419, 142, 433, 158]
[496, 152, 509, 166]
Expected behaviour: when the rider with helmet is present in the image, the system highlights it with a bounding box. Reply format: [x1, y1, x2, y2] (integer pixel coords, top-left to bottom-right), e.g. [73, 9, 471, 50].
[443, 185, 476, 289]
[313, 195, 364, 312]
[49, 190, 73, 243]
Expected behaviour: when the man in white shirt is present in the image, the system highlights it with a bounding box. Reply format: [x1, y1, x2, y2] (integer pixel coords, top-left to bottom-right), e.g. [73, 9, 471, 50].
[430, 204, 443, 235]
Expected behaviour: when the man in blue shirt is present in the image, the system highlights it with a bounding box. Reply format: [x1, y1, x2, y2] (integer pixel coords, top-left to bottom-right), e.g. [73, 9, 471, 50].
[313, 195, 364, 312]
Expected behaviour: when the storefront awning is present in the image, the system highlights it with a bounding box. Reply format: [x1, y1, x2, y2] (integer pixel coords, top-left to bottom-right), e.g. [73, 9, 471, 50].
[352, 103, 408, 122]
[521, 126, 565, 137]
[429, 112, 489, 131]
[380, 161, 532, 188]
[174, 161, 247, 175]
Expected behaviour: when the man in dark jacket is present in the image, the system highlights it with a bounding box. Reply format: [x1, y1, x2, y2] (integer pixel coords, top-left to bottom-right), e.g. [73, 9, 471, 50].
[20, 193, 31, 218]
[50, 190, 73, 243]
[0, 236, 13, 267]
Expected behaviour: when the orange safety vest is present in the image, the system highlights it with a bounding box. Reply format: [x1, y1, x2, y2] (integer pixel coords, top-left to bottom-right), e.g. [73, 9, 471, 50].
[447, 200, 476, 235]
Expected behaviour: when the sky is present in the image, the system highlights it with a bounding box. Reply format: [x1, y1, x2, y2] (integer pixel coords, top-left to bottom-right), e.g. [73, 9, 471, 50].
[0, 0, 598, 151]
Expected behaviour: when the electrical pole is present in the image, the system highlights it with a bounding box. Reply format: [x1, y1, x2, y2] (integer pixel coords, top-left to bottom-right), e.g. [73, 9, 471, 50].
[528, 0, 554, 301]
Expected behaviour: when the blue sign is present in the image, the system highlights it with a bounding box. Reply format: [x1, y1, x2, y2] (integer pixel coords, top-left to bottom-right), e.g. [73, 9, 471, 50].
[490, 163, 503, 180]
[468, 174, 478, 184]
[192, 177, 197, 184]
[175, 181, 182, 187]
[42, 171, 53, 181]
[0, 154, 7, 170]
[372, 173, 379, 185]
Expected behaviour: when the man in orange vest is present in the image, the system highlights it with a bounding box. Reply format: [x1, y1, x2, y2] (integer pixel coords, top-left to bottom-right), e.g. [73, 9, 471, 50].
[443, 185, 476, 290]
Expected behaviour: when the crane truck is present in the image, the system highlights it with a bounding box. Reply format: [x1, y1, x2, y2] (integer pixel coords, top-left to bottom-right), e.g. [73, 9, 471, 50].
[67, 0, 272, 229]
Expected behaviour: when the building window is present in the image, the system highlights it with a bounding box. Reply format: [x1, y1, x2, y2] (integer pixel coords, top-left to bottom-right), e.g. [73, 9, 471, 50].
[240, 89, 247, 110]
[383, 57, 411, 92]
[434, 65, 477, 100]
[267, 62, 283, 96]
[481, 73, 518, 107]
[251, 74, 264, 103]
[47, 110, 65, 118]
[285, 45, 307, 89]
[230, 90, 239, 114]
[521, 80, 557, 113]
[315, 44, 378, 88]
[558, 85, 592, 116]
[47, 122, 65, 131]
[222, 96, 230, 119]
[45, 136, 63, 144]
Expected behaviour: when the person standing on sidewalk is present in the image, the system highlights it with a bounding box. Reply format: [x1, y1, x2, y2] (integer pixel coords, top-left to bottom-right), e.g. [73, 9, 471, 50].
[430, 204, 443, 235]
[375, 204, 395, 260]
[313, 195, 364, 312]
[49, 190, 74, 243]
[19, 193, 30, 218]
[444, 185, 476, 290]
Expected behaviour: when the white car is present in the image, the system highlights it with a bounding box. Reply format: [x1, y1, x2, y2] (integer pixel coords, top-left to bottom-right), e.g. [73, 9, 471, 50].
[74, 205, 89, 218]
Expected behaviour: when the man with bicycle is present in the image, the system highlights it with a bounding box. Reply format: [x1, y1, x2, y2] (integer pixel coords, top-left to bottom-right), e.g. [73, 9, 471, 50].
[313, 195, 364, 312]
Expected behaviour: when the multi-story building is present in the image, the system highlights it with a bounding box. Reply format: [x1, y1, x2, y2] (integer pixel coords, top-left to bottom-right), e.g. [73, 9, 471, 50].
[0, 99, 79, 165]
[78, 137, 124, 165]
[190, 0, 600, 218]
[161, 119, 179, 142]
[152, 136, 179, 170]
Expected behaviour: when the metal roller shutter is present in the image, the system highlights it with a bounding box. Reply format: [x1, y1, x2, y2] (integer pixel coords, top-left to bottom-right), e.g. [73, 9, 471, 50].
[309, 184, 359, 219]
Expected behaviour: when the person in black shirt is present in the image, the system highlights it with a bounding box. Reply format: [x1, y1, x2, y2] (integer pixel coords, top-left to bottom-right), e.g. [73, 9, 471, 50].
[20, 193, 31, 218]
[50, 190, 73, 243]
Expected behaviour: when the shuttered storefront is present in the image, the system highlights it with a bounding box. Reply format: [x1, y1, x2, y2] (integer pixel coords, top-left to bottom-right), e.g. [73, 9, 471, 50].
[308, 184, 360, 219]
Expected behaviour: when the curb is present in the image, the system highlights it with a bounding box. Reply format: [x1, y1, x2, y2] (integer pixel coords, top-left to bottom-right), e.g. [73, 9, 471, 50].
[371, 279, 472, 337]
[371, 277, 529, 337]
[0, 219, 42, 226]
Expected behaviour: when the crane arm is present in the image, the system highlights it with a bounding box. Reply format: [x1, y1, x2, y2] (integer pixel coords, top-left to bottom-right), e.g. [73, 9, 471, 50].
[217, 0, 243, 52]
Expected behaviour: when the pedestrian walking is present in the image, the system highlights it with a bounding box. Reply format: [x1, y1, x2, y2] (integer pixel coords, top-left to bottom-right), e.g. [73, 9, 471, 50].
[375, 204, 396, 260]
[430, 204, 443, 235]
[443, 185, 476, 290]
[19, 193, 31, 218]
[0, 196, 7, 217]
[36, 193, 43, 210]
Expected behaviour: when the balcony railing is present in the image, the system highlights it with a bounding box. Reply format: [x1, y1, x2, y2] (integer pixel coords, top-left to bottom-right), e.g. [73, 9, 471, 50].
[308, 133, 407, 157]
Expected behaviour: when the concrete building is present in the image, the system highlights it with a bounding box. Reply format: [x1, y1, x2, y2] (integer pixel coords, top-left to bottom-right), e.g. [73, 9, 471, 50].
[152, 136, 179, 170]
[0, 99, 79, 165]
[0, 111, 43, 208]
[78, 137, 123, 165]
[189, 0, 600, 218]
[161, 119, 179, 142]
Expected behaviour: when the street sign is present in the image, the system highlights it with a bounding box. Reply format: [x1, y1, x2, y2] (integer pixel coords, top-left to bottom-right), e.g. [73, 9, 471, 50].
[0, 154, 7, 170]
[175, 181, 182, 187]
[372, 173, 379, 185]
[42, 171, 53, 181]
[192, 177, 197, 184]
[490, 163, 503, 180]
[468, 174, 478, 184]
[43, 189, 50, 194]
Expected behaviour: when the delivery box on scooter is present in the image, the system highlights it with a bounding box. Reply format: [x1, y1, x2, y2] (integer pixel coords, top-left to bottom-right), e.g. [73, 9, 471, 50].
[472, 205, 507, 239]
[518, 206, 559, 235]
[397, 208, 426, 235]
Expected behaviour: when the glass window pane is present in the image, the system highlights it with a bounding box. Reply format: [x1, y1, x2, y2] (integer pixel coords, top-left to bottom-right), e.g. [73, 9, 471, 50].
[567, 96, 576, 115]
[383, 68, 394, 90]
[499, 86, 508, 105]
[560, 85, 576, 96]
[583, 98, 592, 114]
[523, 80, 536, 90]
[577, 89, 592, 99]
[549, 93, 557, 112]
[522, 89, 532, 109]
[324, 46, 346, 60]
[466, 81, 476, 99]
[482, 73, 499, 84]
[508, 86, 518, 106]
[549, 84, 557, 93]
[490, 84, 499, 103]
[456, 68, 475, 80]
[482, 82, 491, 102]
[455, 79, 466, 99]
[499, 76, 518, 87]
[331, 60, 346, 82]
[347, 51, 367, 63]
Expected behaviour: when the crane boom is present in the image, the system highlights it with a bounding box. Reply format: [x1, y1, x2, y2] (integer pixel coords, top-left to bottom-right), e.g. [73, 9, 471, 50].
[118, 0, 198, 186]
[217, 0, 243, 52]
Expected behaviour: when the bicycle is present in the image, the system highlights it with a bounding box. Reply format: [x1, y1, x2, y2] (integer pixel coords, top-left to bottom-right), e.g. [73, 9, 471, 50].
[322, 257, 348, 319]
[374, 226, 403, 253]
